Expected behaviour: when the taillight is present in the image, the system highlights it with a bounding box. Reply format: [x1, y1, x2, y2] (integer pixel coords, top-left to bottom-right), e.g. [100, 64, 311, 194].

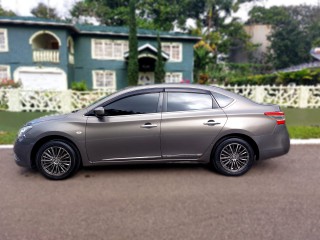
[264, 112, 285, 125]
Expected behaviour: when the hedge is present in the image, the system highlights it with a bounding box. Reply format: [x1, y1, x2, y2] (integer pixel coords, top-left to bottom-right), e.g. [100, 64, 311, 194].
[225, 68, 320, 86]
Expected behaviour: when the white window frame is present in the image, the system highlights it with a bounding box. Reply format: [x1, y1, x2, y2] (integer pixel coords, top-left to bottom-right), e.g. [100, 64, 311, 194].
[161, 42, 182, 62]
[0, 65, 11, 80]
[92, 39, 128, 60]
[165, 72, 183, 83]
[0, 29, 9, 52]
[92, 70, 116, 90]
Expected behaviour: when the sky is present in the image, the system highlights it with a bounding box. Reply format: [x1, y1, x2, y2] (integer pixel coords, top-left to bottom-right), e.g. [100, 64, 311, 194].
[1, 0, 319, 20]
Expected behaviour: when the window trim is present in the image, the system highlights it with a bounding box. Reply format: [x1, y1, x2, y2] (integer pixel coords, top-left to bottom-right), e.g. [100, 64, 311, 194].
[86, 88, 165, 116]
[92, 70, 117, 90]
[161, 42, 182, 62]
[91, 39, 128, 60]
[0, 29, 9, 52]
[0, 65, 11, 79]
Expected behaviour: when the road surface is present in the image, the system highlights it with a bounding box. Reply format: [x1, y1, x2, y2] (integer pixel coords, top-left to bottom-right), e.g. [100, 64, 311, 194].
[0, 145, 320, 240]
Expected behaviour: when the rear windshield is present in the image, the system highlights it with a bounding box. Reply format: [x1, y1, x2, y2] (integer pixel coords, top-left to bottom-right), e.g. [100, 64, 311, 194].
[212, 92, 234, 108]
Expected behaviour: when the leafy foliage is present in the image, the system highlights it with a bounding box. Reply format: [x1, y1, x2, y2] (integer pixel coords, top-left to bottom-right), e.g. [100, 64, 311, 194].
[71, 81, 88, 91]
[247, 5, 320, 70]
[226, 68, 320, 86]
[0, 5, 16, 16]
[127, 0, 139, 86]
[154, 34, 166, 83]
[70, 0, 205, 31]
[31, 3, 60, 20]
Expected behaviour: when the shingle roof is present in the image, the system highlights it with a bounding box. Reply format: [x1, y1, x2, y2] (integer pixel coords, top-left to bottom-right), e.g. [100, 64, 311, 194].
[0, 16, 200, 40]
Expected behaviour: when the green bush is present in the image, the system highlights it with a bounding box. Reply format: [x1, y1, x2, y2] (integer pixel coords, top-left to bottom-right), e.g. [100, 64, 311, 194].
[71, 81, 88, 91]
[226, 68, 320, 86]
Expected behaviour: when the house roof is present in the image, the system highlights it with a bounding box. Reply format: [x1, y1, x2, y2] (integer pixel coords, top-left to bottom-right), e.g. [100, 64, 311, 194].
[0, 16, 201, 41]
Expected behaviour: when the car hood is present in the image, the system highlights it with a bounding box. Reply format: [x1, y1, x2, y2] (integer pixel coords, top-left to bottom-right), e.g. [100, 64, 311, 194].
[27, 113, 69, 125]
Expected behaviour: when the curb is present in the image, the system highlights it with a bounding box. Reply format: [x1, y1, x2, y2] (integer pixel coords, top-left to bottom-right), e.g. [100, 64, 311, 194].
[290, 139, 320, 145]
[1, 139, 320, 149]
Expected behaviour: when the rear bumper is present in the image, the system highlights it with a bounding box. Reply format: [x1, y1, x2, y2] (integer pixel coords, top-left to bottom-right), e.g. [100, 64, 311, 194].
[253, 125, 290, 160]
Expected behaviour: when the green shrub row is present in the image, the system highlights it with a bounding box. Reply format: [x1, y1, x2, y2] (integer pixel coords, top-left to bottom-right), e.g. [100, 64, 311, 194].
[225, 68, 320, 86]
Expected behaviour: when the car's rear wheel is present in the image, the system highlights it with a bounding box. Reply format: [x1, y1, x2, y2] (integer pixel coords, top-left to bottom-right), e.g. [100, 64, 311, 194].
[36, 140, 80, 180]
[212, 138, 254, 176]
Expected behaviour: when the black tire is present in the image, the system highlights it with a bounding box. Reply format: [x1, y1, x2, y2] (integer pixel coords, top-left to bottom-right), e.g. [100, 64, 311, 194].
[36, 140, 81, 180]
[212, 138, 254, 176]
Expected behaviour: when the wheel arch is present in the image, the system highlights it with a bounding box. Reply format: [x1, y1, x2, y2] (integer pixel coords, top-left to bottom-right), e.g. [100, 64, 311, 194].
[211, 133, 260, 161]
[30, 135, 82, 169]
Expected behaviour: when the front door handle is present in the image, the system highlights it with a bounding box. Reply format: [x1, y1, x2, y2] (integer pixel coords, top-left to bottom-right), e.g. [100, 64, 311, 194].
[203, 120, 220, 126]
[140, 123, 158, 129]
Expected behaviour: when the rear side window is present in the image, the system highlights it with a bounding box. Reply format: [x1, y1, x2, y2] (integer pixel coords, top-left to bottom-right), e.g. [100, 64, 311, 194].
[104, 93, 160, 116]
[212, 92, 234, 108]
[167, 92, 214, 112]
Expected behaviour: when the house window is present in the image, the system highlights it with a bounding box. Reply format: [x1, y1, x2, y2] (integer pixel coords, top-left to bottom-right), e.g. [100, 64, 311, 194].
[93, 70, 116, 90]
[165, 72, 183, 83]
[92, 39, 128, 60]
[0, 29, 8, 52]
[0, 65, 10, 80]
[162, 43, 182, 61]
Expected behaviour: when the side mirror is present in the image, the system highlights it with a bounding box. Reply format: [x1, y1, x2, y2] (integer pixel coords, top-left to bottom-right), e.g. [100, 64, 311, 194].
[93, 107, 105, 118]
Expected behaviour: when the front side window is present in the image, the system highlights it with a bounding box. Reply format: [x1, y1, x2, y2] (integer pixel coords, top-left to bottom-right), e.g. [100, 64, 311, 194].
[161, 43, 182, 61]
[167, 92, 214, 112]
[92, 39, 128, 60]
[0, 29, 8, 52]
[104, 93, 160, 116]
[93, 70, 116, 90]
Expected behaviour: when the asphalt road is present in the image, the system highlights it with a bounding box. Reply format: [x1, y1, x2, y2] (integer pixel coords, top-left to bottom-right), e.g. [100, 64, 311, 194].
[1, 145, 320, 240]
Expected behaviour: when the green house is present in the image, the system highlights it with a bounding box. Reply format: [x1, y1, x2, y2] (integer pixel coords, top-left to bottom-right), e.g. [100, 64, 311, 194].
[0, 16, 199, 91]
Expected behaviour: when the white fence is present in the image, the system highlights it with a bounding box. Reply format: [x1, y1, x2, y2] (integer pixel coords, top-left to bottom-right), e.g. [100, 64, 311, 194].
[0, 85, 319, 113]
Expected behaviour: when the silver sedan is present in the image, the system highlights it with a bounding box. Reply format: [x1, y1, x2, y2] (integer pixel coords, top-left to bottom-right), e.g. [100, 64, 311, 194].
[14, 84, 290, 180]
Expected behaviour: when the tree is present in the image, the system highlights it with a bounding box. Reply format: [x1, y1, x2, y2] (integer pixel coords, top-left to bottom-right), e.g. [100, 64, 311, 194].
[31, 3, 60, 20]
[154, 34, 166, 83]
[127, 0, 139, 86]
[70, 0, 205, 31]
[0, 5, 16, 16]
[268, 20, 311, 69]
[247, 5, 320, 69]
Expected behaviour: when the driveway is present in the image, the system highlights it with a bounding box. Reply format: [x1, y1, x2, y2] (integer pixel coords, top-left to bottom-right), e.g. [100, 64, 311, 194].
[1, 145, 320, 240]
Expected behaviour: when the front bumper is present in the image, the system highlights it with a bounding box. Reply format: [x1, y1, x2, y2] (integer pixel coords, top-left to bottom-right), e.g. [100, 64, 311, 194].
[13, 138, 35, 168]
[253, 124, 290, 160]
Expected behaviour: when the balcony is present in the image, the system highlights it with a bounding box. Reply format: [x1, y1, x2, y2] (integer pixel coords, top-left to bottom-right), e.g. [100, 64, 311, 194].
[33, 50, 60, 63]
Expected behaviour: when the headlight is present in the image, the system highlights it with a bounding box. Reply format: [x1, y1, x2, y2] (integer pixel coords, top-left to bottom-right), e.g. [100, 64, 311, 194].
[17, 125, 33, 140]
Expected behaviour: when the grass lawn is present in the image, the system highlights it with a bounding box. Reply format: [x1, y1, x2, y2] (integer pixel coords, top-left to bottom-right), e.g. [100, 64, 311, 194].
[0, 108, 319, 144]
[0, 111, 52, 144]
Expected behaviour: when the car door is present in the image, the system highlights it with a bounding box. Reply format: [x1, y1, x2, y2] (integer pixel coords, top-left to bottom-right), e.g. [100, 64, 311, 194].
[161, 89, 227, 160]
[85, 91, 162, 163]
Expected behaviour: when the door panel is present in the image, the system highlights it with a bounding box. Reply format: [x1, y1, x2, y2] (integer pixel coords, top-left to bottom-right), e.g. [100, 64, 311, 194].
[161, 109, 227, 159]
[86, 113, 161, 162]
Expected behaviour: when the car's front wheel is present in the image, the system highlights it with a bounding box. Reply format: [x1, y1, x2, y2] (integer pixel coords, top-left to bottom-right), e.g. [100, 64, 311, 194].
[36, 140, 80, 180]
[212, 138, 254, 176]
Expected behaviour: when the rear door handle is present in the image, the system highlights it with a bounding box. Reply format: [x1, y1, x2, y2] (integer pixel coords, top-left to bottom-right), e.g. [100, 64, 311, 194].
[140, 123, 158, 129]
[203, 120, 220, 126]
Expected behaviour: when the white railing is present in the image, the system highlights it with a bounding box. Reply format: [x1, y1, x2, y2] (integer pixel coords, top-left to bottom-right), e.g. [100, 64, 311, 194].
[0, 89, 115, 112]
[0, 85, 319, 112]
[33, 50, 60, 63]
